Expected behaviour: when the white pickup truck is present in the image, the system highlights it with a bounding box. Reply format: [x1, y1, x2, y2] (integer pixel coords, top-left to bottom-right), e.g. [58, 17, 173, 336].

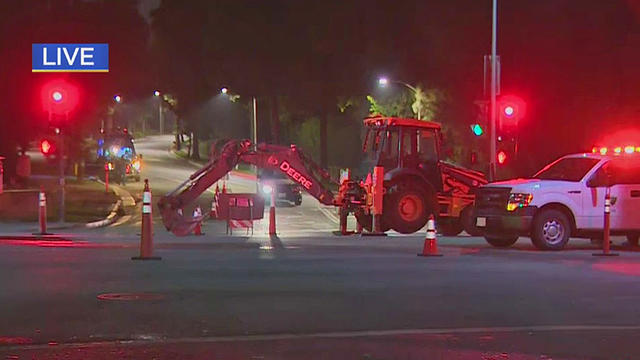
[474, 152, 640, 250]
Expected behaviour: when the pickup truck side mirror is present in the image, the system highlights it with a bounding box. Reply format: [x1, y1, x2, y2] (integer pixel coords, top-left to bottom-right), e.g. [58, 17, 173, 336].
[586, 178, 598, 188]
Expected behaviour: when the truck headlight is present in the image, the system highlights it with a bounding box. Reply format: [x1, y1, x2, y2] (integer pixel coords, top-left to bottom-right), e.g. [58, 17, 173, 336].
[507, 193, 533, 211]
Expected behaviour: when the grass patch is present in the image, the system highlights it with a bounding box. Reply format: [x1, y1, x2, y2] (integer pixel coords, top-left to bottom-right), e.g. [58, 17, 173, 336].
[0, 180, 119, 223]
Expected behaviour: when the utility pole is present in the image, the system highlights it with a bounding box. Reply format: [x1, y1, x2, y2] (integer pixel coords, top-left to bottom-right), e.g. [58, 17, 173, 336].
[252, 96, 258, 189]
[159, 101, 164, 134]
[58, 119, 66, 224]
[252, 97, 257, 147]
[489, 0, 498, 181]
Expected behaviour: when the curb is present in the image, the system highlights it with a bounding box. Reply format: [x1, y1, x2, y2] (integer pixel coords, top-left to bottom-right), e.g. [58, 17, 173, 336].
[85, 178, 135, 229]
[86, 199, 122, 228]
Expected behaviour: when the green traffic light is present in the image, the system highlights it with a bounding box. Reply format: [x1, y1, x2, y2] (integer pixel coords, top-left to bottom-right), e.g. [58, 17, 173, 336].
[472, 124, 484, 136]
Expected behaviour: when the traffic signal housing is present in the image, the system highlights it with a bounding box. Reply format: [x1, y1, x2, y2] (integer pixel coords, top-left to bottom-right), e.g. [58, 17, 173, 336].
[41, 79, 80, 116]
[498, 95, 526, 131]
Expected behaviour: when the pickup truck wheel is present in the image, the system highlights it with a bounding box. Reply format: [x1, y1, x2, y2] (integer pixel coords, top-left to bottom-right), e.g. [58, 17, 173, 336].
[386, 181, 434, 234]
[531, 209, 570, 250]
[485, 236, 518, 247]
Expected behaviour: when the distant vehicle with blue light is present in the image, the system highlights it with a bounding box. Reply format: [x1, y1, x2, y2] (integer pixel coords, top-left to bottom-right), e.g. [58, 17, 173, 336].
[97, 129, 141, 183]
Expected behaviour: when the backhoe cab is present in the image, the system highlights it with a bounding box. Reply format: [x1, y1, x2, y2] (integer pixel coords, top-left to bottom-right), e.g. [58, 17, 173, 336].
[355, 117, 487, 234]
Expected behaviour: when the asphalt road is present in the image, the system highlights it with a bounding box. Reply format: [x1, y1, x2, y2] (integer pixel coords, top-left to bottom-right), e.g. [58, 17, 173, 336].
[2, 136, 640, 359]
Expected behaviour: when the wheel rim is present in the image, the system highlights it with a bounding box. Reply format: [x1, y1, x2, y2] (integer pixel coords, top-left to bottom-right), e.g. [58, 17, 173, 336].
[397, 194, 423, 222]
[542, 219, 565, 245]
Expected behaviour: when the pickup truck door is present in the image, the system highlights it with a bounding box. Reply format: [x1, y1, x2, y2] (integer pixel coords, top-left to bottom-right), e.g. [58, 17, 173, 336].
[581, 185, 607, 229]
[609, 184, 640, 230]
[581, 162, 609, 230]
[606, 161, 640, 230]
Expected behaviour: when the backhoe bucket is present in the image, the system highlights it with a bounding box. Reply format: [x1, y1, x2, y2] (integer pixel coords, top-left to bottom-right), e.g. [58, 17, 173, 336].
[161, 207, 205, 236]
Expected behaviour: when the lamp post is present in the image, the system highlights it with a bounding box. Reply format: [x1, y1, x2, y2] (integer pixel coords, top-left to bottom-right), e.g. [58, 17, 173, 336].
[377, 77, 422, 120]
[221, 88, 258, 188]
[154, 90, 164, 134]
[220, 88, 257, 147]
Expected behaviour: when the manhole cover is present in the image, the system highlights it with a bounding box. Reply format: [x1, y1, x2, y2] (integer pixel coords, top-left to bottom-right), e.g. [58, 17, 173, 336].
[97, 293, 164, 301]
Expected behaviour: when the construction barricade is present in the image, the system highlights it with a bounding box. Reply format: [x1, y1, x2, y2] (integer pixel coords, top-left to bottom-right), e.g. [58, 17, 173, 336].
[218, 193, 264, 235]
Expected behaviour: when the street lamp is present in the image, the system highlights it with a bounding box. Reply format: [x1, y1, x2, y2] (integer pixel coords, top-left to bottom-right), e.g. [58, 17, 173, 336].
[377, 76, 422, 119]
[154, 90, 160, 97]
[114, 94, 122, 103]
[220, 87, 228, 95]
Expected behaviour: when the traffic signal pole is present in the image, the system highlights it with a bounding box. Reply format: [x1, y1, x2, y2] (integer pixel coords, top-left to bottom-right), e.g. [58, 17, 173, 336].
[489, 0, 498, 181]
[58, 115, 66, 224]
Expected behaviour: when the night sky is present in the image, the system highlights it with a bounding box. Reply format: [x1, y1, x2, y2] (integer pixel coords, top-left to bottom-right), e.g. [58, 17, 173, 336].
[1, 0, 639, 173]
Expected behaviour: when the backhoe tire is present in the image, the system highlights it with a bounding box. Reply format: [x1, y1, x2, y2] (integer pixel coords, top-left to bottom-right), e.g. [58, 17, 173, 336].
[354, 210, 390, 233]
[485, 236, 518, 248]
[386, 180, 435, 234]
[627, 234, 640, 247]
[460, 206, 483, 236]
[438, 220, 464, 236]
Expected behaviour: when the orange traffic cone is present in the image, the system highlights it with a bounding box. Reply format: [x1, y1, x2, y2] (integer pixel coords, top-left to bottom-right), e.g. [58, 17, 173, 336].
[132, 179, 161, 260]
[193, 206, 204, 236]
[418, 215, 443, 257]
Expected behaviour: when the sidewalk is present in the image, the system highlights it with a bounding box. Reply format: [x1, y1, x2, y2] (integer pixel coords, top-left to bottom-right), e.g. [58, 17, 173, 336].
[0, 177, 135, 234]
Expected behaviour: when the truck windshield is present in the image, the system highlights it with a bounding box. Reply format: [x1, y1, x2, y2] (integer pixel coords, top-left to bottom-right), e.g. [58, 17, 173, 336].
[533, 157, 599, 182]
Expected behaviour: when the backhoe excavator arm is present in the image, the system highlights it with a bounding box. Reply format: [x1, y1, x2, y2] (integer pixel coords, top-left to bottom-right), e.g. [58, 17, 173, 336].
[157, 139, 339, 234]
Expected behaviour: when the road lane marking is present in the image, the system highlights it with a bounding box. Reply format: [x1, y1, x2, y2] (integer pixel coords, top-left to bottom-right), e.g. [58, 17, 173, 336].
[317, 204, 339, 224]
[6, 324, 640, 350]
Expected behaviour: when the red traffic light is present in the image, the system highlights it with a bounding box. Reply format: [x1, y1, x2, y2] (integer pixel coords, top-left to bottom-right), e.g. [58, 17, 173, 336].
[40, 139, 55, 155]
[52, 91, 63, 102]
[497, 150, 508, 165]
[498, 95, 526, 121]
[41, 79, 79, 115]
[503, 105, 515, 117]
